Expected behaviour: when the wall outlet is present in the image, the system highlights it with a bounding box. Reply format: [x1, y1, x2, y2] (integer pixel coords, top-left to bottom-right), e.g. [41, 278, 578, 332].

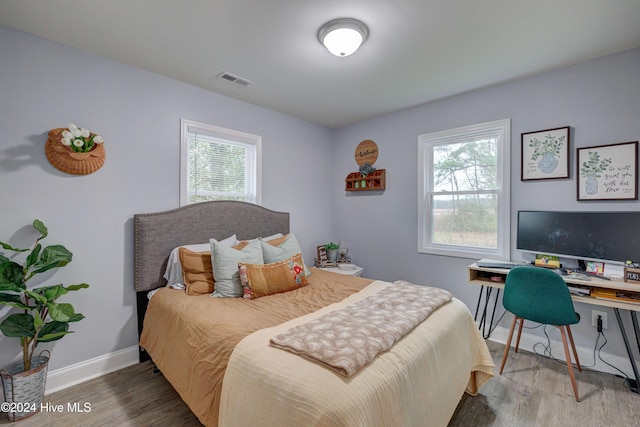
[591, 310, 607, 330]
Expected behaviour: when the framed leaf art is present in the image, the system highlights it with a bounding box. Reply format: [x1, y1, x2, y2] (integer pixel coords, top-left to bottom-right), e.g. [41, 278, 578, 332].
[577, 141, 638, 201]
[521, 126, 570, 181]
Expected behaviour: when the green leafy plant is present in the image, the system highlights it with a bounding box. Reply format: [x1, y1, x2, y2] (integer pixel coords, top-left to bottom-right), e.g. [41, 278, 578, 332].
[528, 133, 566, 160]
[0, 220, 88, 371]
[580, 151, 612, 178]
[324, 242, 339, 250]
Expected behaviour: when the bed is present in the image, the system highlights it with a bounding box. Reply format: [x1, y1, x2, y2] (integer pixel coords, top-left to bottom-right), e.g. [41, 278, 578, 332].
[134, 201, 494, 427]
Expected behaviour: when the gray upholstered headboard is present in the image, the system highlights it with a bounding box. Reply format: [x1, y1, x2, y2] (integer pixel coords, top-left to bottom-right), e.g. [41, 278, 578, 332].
[133, 201, 290, 293]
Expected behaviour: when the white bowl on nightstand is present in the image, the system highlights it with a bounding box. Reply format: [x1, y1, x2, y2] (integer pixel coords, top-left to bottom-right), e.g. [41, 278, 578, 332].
[327, 264, 363, 277]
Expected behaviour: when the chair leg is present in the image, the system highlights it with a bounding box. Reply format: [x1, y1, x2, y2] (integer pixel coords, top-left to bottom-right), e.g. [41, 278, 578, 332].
[559, 326, 580, 402]
[565, 325, 581, 372]
[500, 316, 518, 374]
[515, 317, 524, 353]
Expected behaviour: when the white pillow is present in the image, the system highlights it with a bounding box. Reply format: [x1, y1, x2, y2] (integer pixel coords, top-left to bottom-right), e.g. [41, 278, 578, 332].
[210, 238, 263, 298]
[261, 233, 311, 276]
[163, 234, 237, 288]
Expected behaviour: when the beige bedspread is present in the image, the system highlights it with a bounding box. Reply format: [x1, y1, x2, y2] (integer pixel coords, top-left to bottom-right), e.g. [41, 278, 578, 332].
[219, 280, 495, 427]
[139, 268, 374, 427]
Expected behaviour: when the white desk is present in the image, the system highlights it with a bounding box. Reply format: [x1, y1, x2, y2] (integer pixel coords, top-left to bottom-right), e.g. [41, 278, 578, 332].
[468, 261, 640, 394]
[468, 262, 640, 311]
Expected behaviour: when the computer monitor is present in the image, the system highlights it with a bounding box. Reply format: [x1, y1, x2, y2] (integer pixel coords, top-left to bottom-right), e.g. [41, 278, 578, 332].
[517, 211, 640, 265]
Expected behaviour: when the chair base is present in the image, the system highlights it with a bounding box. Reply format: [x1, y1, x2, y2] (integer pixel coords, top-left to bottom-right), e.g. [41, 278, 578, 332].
[499, 316, 581, 402]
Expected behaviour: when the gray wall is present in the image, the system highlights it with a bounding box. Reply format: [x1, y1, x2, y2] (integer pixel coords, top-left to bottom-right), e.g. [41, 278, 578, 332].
[0, 25, 334, 371]
[1, 22, 639, 373]
[332, 48, 640, 360]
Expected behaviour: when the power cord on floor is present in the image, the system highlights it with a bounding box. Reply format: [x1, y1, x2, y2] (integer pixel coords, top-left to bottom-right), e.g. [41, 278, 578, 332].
[526, 323, 633, 388]
[593, 330, 635, 390]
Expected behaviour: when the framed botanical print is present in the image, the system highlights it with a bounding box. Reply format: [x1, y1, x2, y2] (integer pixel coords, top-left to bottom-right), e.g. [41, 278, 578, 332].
[521, 126, 570, 181]
[577, 141, 638, 201]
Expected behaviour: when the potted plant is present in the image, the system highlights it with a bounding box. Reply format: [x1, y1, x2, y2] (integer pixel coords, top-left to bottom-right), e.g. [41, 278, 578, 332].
[580, 151, 612, 195]
[0, 220, 88, 421]
[325, 242, 340, 263]
[528, 133, 566, 174]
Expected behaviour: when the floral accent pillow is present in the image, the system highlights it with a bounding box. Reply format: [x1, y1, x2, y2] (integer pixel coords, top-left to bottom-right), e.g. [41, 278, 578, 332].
[238, 253, 308, 299]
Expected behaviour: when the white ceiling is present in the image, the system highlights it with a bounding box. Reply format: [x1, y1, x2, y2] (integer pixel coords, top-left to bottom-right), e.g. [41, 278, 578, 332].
[1, 1, 639, 128]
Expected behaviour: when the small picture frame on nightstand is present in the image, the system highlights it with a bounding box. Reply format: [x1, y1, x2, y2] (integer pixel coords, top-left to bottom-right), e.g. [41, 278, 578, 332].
[316, 245, 328, 263]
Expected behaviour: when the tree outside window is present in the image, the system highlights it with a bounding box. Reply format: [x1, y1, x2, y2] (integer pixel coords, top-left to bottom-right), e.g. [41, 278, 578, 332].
[180, 119, 261, 206]
[418, 119, 510, 259]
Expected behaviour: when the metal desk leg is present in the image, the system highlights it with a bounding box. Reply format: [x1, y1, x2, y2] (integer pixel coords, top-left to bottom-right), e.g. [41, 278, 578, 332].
[613, 308, 640, 393]
[631, 311, 640, 358]
[474, 286, 485, 320]
[475, 285, 500, 339]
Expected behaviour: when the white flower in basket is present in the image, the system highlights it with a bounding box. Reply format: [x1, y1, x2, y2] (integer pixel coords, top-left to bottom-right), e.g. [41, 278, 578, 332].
[60, 123, 104, 153]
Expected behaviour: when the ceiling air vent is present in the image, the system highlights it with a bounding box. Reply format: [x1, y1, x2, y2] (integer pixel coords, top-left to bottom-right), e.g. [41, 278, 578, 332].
[217, 71, 253, 87]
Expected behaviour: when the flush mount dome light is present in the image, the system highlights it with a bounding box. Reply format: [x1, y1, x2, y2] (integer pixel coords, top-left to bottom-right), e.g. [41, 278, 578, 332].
[318, 18, 369, 57]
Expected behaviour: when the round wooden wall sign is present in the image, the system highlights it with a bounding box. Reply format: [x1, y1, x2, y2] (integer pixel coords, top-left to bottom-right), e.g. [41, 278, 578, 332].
[355, 139, 378, 166]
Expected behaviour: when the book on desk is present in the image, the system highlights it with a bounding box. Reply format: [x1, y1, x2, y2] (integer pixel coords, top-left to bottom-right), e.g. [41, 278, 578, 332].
[567, 284, 590, 296]
[591, 287, 640, 305]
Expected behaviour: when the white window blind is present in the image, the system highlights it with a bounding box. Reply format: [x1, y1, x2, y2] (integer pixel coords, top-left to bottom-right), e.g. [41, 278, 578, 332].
[180, 119, 262, 206]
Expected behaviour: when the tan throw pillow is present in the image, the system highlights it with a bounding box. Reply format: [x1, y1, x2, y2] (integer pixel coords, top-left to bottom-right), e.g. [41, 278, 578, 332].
[238, 253, 308, 299]
[178, 248, 214, 296]
[266, 234, 289, 247]
[234, 233, 283, 250]
[232, 240, 252, 250]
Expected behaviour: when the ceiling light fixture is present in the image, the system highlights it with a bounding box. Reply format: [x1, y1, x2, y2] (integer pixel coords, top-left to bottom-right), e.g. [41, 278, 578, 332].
[318, 18, 369, 57]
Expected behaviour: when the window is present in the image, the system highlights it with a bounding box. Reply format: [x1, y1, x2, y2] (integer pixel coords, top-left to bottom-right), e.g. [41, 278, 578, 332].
[418, 118, 510, 259]
[180, 119, 261, 206]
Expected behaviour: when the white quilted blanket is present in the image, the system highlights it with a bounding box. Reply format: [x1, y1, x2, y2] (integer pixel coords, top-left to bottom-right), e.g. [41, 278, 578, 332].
[269, 280, 452, 377]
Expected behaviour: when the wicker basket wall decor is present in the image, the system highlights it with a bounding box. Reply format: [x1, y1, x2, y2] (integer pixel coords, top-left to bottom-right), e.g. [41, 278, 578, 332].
[45, 128, 106, 175]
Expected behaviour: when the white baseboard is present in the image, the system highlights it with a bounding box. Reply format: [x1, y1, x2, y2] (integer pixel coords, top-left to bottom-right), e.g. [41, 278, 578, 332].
[487, 324, 638, 379]
[45, 346, 139, 395]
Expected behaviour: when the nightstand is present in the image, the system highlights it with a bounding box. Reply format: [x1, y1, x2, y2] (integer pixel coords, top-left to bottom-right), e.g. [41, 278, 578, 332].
[322, 264, 364, 277]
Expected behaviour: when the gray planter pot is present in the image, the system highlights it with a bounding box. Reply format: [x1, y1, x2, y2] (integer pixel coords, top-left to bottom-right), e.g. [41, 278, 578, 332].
[1, 354, 49, 421]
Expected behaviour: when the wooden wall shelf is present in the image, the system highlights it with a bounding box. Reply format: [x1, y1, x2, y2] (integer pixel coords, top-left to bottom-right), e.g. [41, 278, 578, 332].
[345, 169, 386, 191]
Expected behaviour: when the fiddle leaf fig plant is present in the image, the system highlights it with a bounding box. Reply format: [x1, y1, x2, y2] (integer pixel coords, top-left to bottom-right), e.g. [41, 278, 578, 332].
[0, 220, 88, 371]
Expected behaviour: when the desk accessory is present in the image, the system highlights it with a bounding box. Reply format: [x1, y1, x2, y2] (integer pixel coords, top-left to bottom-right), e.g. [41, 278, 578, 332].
[625, 267, 640, 283]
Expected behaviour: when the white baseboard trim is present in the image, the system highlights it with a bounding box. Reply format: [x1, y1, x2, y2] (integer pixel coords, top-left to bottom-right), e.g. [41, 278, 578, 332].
[487, 324, 638, 380]
[45, 346, 139, 395]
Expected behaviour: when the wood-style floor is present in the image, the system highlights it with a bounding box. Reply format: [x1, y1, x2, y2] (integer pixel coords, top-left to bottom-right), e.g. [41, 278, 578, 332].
[2, 340, 638, 426]
[449, 341, 639, 426]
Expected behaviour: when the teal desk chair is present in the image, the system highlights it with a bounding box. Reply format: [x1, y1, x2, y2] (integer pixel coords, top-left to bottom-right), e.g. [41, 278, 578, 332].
[499, 266, 581, 401]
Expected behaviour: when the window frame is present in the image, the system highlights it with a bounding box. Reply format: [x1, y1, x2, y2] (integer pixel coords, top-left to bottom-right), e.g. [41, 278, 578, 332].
[180, 119, 262, 206]
[417, 118, 511, 259]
